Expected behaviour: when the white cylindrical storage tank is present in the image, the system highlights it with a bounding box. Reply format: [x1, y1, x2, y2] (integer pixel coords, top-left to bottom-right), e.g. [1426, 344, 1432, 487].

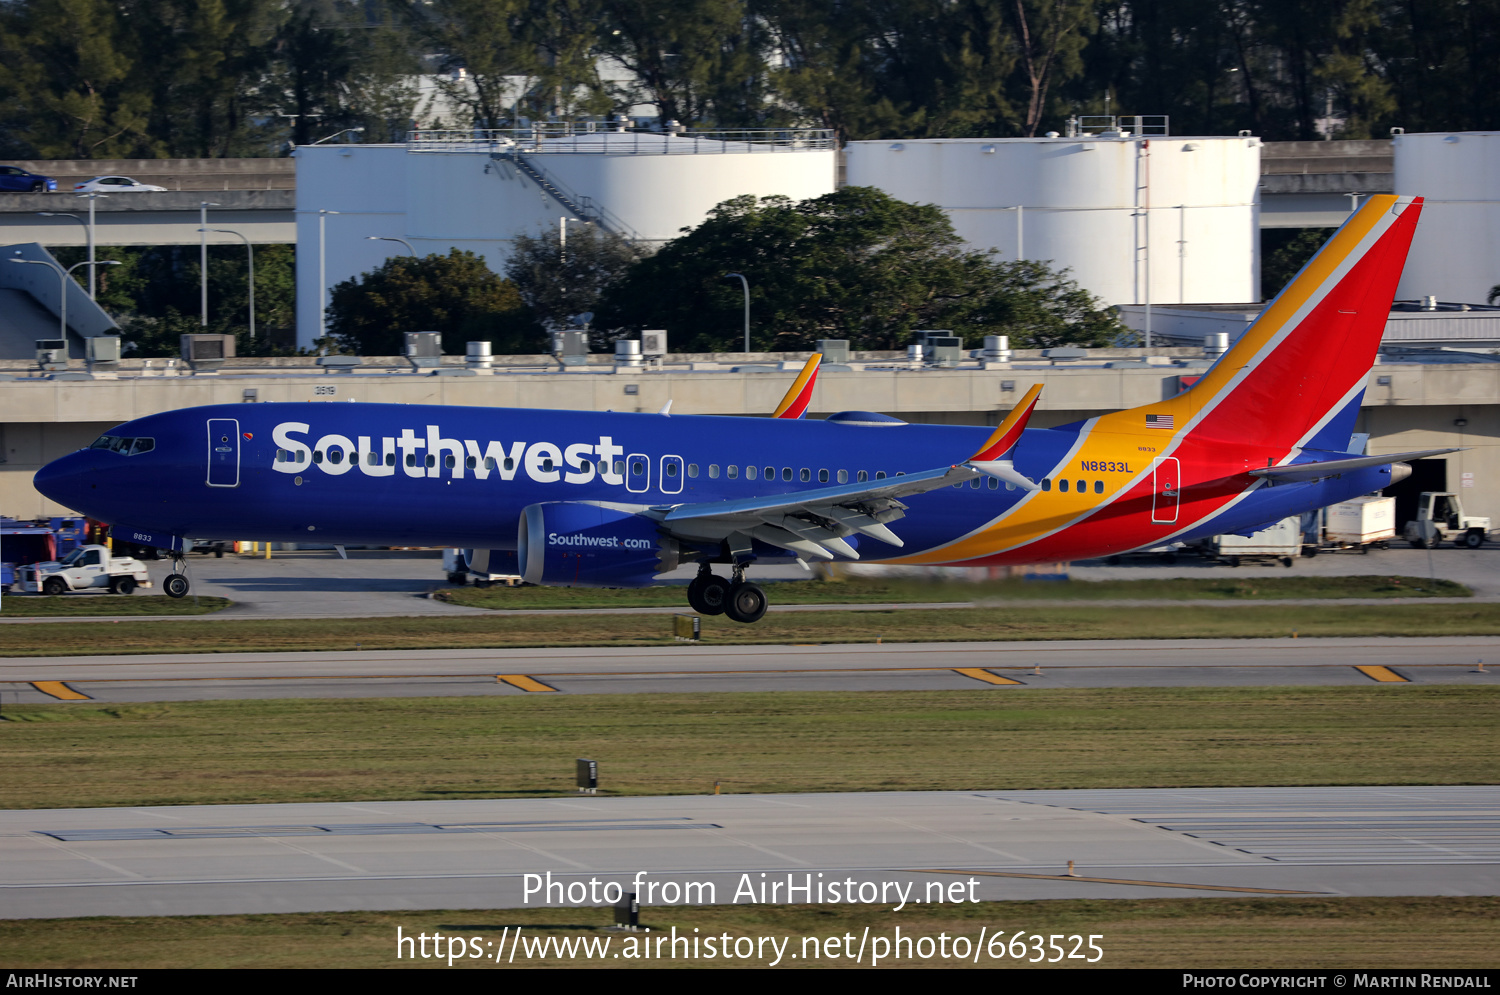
[1395, 132, 1500, 304]
[844, 136, 1261, 306]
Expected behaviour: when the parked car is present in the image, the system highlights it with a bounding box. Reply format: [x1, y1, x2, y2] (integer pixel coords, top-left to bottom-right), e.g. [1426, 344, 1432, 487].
[0, 165, 57, 192]
[72, 175, 167, 193]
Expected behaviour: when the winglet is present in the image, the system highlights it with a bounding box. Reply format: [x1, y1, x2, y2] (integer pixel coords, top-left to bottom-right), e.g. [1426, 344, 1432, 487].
[772, 353, 822, 419]
[969, 384, 1043, 461]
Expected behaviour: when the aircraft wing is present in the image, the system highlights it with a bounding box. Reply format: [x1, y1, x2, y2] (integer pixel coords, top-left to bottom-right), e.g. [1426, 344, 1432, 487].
[1250, 448, 1460, 483]
[649, 464, 979, 560]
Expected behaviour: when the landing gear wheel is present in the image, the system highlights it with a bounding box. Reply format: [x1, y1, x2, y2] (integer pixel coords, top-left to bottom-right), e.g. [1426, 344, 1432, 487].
[1464, 531, 1485, 549]
[42, 577, 66, 596]
[164, 573, 189, 598]
[687, 574, 729, 615]
[111, 577, 136, 595]
[724, 582, 768, 624]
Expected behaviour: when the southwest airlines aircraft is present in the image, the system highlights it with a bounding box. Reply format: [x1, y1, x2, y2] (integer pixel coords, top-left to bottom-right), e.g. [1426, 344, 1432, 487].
[34, 194, 1455, 622]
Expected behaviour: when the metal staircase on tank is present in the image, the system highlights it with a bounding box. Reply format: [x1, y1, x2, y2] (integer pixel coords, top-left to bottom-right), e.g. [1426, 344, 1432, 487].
[489, 151, 643, 241]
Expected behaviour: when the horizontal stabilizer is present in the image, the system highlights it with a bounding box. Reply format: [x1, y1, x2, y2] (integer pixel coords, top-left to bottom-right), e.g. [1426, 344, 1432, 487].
[967, 459, 1040, 492]
[1250, 448, 1461, 483]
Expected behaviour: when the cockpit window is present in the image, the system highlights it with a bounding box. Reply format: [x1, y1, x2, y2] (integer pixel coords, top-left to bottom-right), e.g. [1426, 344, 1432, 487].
[89, 434, 154, 455]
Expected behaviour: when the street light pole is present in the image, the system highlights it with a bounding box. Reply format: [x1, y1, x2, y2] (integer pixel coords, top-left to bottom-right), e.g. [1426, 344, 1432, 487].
[724, 272, 750, 352]
[365, 235, 416, 256]
[76, 193, 107, 298]
[318, 210, 340, 346]
[202, 228, 255, 343]
[200, 201, 220, 326]
[8, 255, 121, 341]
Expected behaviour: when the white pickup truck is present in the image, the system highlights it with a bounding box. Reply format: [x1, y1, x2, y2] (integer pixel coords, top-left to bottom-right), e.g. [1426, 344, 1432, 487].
[16, 544, 154, 595]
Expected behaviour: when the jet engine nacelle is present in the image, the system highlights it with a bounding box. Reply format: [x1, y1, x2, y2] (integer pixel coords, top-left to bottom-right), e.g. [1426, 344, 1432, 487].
[517, 502, 677, 587]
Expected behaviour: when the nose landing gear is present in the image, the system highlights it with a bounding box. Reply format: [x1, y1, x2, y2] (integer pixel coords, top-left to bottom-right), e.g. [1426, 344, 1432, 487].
[164, 553, 190, 599]
[686, 563, 769, 623]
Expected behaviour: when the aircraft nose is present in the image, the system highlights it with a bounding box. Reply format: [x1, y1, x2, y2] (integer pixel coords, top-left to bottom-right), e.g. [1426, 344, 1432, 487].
[33, 450, 96, 511]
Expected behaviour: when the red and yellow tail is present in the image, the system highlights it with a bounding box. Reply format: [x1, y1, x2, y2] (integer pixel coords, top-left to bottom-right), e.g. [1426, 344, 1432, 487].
[773, 353, 822, 419]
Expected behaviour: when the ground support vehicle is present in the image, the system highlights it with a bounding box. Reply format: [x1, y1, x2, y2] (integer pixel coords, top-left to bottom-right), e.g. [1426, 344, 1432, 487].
[1201, 516, 1303, 567]
[2, 517, 87, 591]
[1319, 495, 1396, 553]
[1403, 492, 1491, 549]
[15, 545, 153, 594]
[444, 548, 522, 587]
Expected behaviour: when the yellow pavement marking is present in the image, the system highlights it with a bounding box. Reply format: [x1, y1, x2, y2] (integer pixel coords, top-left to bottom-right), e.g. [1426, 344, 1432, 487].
[953, 668, 1023, 686]
[1355, 665, 1409, 683]
[31, 681, 89, 700]
[497, 674, 559, 692]
[912, 869, 1321, 895]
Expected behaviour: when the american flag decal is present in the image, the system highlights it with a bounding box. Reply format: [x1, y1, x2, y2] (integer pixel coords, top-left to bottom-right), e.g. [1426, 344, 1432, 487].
[1146, 414, 1175, 429]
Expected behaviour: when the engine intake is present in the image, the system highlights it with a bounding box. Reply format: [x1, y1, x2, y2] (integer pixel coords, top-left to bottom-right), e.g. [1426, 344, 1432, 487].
[517, 502, 677, 587]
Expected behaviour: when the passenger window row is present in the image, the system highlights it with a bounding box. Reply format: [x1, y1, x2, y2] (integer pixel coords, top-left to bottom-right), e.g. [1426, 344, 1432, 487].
[1039, 478, 1106, 494]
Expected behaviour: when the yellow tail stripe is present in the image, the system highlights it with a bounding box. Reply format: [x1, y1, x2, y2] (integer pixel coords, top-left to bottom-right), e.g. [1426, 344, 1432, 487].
[1355, 665, 1409, 683]
[497, 674, 559, 692]
[953, 668, 1023, 686]
[31, 681, 90, 700]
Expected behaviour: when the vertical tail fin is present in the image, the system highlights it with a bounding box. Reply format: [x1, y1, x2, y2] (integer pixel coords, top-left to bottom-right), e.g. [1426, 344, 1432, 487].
[773, 353, 822, 419]
[1137, 194, 1424, 451]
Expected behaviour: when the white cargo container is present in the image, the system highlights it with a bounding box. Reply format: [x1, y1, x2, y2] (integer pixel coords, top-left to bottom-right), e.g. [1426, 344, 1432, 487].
[1324, 495, 1396, 549]
[1207, 516, 1303, 567]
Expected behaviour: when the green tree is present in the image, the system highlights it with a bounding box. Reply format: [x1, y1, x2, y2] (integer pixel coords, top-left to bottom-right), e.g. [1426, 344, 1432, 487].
[0, 0, 155, 158]
[504, 223, 644, 339]
[326, 249, 542, 355]
[594, 187, 1122, 351]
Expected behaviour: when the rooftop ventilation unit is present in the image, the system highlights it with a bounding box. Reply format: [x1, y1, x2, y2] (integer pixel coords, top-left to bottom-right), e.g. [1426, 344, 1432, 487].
[35, 339, 67, 372]
[180, 333, 235, 373]
[404, 331, 442, 369]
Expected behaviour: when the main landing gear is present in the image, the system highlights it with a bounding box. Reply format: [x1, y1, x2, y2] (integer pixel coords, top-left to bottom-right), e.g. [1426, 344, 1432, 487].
[164, 553, 190, 599]
[687, 564, 767, 623]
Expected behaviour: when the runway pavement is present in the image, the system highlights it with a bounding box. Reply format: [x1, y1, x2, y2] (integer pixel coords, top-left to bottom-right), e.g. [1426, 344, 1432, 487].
[4, 637, 1496, 702]
[2, 786, 1495, 919]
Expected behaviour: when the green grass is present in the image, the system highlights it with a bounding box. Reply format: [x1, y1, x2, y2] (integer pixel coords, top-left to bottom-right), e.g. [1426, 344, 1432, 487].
[1, 897, 1494, 968]
[436, 574, 1471, 610]
[2, 601, 1498, 657]
[1, 688, 1493, 809]
[0, 595, 231, 616]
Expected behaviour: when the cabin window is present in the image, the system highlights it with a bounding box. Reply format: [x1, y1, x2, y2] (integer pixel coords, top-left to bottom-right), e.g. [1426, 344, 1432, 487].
[1042, 478, 1051, 491]
[1059, 479, 1068, 493]
[818, 469, 829, 483]
[632, 461, 644, 475]
[875, 471, 886, 479]
[445, 455, 457, 469]
[366, 452, 377, 466]
[541, 457, 554, 472]
[405, 454, 416, 467]
[708, 464, 719, 478]
[988, 477, 998, 489]
[688, 463, 699, 478]
[1006, 481, 1016, 491]
[426, 454, 436, 468]
[857, 470, 868, 482]
[745, 466, 757, 480]
[1077, 479, 1085, 493]
[766, 466, 776, 480]
[1094, 480, 1104, 494]
[727, 465, 738, 479]
[385, 452, 395, 466]
[837, 470, 848, 483]
[465, 455, 476, 469]
[970, 478, 980, 489]
[328, 449, 343, 464]
[666, 462, 678, 477]
[312, 450, 324, 464]
[800, 468, 811, 482]
[484, 457, 496, 470]
[275, 449, 286, 462]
